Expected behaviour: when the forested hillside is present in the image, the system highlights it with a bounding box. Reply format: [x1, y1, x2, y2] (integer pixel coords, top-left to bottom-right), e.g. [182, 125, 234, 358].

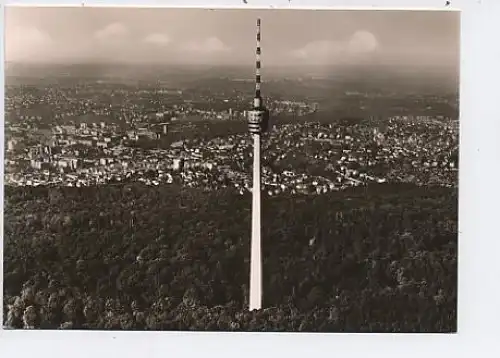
[3, 184, 457, 332]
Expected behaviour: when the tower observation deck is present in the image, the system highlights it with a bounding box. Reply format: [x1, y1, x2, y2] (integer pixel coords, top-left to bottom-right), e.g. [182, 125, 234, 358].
[247, 18, 269, 135]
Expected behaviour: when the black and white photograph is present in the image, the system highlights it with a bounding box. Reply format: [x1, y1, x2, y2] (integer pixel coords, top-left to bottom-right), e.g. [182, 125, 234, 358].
[3, 6, 459, 332]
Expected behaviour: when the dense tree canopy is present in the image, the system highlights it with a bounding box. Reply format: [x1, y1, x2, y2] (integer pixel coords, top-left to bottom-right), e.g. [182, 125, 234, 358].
[3, 183, 457, 332]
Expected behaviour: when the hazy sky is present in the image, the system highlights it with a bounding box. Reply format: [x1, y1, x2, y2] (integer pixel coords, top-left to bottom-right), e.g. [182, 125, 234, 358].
[5, 7, 460, 68]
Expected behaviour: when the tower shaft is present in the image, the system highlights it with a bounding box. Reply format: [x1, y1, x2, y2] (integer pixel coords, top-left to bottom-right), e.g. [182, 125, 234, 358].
[249, 133, 262, 310]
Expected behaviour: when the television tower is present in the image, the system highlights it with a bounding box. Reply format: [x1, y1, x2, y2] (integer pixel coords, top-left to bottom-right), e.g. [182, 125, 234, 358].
[247, 18, 269, 311]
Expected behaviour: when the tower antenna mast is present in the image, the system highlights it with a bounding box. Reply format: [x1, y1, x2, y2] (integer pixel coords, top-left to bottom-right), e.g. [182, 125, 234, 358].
[247, 18, 269, 311]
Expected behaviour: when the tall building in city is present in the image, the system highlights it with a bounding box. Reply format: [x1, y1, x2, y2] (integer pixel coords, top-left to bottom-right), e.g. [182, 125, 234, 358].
[172, 158, 184, 171]
[247, 18, 270, 311]
[7, 139, 16, 152]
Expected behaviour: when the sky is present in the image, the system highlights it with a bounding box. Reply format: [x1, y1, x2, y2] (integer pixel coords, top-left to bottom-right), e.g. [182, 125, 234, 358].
[4, 7, 460, 69]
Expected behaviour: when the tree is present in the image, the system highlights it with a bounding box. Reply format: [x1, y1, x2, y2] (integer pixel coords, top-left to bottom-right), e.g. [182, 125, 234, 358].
[23, 305, 38, 329]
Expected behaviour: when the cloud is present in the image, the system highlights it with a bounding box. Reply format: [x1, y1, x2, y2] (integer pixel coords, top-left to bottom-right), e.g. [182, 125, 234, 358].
[292, 40, 344, 60]
[348, 31, 379, 54]
[181, 37, 230, 53]
[94, 22, 128, 41]
[9, 26, 52, 46]
[291, 30, 379, 64]
[6, 26, 53, 61]
[143, 33, 171, 46]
